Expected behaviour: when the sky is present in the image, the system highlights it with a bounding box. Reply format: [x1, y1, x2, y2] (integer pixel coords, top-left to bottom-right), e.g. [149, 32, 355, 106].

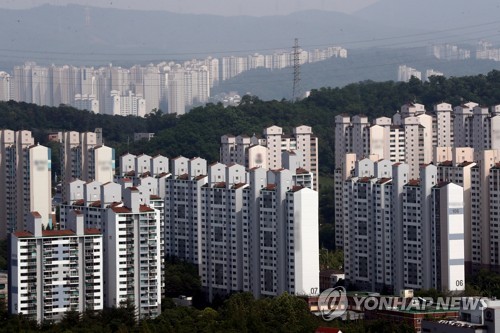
[0, 0, 379, 16]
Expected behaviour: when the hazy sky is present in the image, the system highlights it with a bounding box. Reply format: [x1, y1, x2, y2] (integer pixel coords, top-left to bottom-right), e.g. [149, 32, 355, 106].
[0, 0, 379, 16]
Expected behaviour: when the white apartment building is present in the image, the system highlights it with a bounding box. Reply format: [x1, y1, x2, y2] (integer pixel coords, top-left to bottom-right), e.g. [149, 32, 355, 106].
[60, 183, 163, 319]
[342, 158, 465, 293]
[0, 71, 11, 101]
[184, 66, 210, 106]
[73, 94, 99, 113]
[425, 69, 444, 81]
[398, 65, 422, 82]
[220, 125, 319, 190]
[142, 65, 161, 113]
[166, 65, 186, 115]
[431, 182, 466, 292]
[104, 188, 162, 318]
[0, 130, 51, 238]
[221, 56, 248, 81]
[9, 211, 103, 323]
[105, 90, 146, 117]
[431, 44, 471, 60]
[58, 131, 114, 202]
[334, 102, 500, 249]
[7, 60, 212, 117]
[117, 153, 169, 186]
[50, 65, 78, 106]
[340, 145, 500, 288]
[163, 159, 320, 301]
[164, 156, 206, 264]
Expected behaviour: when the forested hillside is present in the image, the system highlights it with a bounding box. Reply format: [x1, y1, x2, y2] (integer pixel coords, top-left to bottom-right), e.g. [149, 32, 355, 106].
[3, 71, 500, 177]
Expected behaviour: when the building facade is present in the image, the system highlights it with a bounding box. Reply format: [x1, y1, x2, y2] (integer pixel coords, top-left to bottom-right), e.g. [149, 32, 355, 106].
[342, 158, 465, 293]
[9, 211, 103, 323]
[0, 130, 51, 238]
[163, 159, 320, 301]
[220, 125, 319, 190]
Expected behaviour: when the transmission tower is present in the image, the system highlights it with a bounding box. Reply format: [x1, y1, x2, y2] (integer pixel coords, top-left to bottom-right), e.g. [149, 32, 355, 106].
[292, 38, 301, 101]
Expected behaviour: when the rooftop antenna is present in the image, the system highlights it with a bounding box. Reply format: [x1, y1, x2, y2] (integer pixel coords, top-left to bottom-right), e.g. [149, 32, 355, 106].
[292, 38, 301, 101]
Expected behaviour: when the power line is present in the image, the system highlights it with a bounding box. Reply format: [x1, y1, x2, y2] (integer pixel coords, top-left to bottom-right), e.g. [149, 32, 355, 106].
[0, 18, 498, 61]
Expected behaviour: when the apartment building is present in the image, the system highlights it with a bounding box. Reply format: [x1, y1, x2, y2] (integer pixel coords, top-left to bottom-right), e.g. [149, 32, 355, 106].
[333, 102, 500, 175]
[163, 159, 320, 301]
[342, 158, 465, 293]
[220, 125, 319, 190]
[334, 102, 500, 249]
[0, 130, 51, 238]
[105, 90, 146, 117]
[164, 156, 206, 264]
[0, 71, 10, 101]
[104, 188, 162, 318]
[72, 94, 99, 113]
[9, 211, 103, 323]
[118, 153, 169, 181]
[398, 65, 422, 82]
[59, 182, 163, 318]
[58, 131, 114, 202]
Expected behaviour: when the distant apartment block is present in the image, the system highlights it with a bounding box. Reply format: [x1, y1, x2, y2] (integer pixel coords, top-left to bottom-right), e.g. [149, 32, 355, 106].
[0, 71, 11, 101]
[220, 125, 319, 190]
[221, 45, 347, 80]
[425, 69, 444, 81]
[476, 40, 500, 61]
[399, 65, 445, 82]
[105, 90, 146, 117]
[72, 94, 99, 113]
[4, 45, 345, 115]
[431, 44, 471, 60]
[398, 65, 422, 82]
[0, 130, 51, 238]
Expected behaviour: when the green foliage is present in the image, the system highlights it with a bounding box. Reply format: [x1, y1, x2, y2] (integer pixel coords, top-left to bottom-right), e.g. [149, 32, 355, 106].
[164, 257, 202, 299]
[319, 248, 344, 271]
[0, 239, 7, 271]
[469, 269, 500, 297]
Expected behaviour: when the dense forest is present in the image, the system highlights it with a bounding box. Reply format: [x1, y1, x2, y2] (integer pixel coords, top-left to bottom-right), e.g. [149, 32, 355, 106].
[3, 71, 500, 175]
[0, 291, 417, 333]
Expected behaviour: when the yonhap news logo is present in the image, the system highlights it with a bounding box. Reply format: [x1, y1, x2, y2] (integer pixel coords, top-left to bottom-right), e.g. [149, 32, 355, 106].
[316, 286, 348, 321]
[316, 287, 489, 322]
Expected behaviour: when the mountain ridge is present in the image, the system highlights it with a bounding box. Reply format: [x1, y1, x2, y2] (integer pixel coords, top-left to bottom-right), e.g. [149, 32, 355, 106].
[0, 4, 421, 67]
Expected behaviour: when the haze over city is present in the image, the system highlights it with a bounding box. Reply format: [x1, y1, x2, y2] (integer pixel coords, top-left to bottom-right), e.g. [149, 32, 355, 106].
[0, 0, 378, 16]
